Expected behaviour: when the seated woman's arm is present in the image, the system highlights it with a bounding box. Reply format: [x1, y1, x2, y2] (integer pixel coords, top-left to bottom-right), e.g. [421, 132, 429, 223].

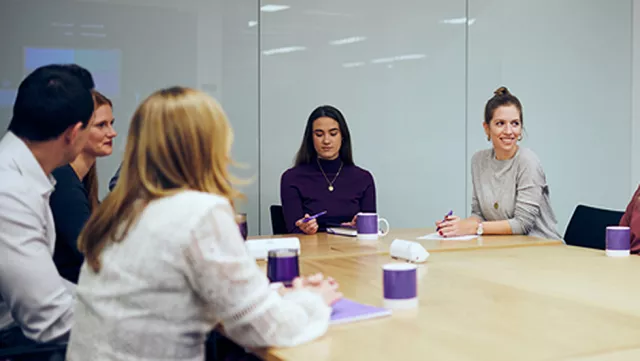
[470, 181, 484, 222]
[439, 156, 544, 236]
[183, 203, 331, 348]
[620, 186, 640, 227]
[503, 156, 547, 235]
[359, 172, 377, 213]
[337, 172, 377, 227]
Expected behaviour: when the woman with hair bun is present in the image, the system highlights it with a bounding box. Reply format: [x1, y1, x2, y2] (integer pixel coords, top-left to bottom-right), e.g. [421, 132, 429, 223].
[436, 86, 562, 240]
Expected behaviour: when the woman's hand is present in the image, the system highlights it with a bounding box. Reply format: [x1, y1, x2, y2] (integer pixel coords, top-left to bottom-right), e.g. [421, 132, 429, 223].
[295, 214, 319, 235]
[291, 277, 342, 306]
[276, 273, 338, 296]
[437, 216, 479, 237]
[302, 273, 337, 288]
[341, 215, 358, 228]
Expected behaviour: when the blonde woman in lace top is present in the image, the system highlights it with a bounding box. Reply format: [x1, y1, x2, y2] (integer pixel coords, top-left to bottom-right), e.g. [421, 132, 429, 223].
[65, 87, 342, 361]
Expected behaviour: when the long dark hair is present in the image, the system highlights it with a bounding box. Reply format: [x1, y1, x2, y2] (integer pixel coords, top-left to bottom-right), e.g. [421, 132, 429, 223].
[294, 105, 354, 166]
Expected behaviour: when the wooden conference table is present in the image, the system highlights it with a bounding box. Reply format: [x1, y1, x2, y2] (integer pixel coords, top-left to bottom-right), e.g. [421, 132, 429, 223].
[244, 230, 640, 361]
[249, 228, 562, 259]
[255, 245, 640, 361]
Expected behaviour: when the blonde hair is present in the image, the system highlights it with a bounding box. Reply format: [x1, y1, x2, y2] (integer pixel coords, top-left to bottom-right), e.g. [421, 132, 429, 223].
[84, 89, 113, 211]
[78, 86, 242, 272]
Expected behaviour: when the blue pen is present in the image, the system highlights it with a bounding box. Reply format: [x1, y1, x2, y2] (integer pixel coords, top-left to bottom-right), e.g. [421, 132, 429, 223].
[302, 210, 327, 223]
[437, 210, 453, 231]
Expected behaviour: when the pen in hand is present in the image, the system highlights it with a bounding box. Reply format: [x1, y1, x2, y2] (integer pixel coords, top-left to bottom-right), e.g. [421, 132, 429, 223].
[302, 210, 327, 223]
[436, 210, 453, 231]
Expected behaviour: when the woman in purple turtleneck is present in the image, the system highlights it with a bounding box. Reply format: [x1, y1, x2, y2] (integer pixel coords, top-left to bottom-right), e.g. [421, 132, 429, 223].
[280, 105, 377, 234]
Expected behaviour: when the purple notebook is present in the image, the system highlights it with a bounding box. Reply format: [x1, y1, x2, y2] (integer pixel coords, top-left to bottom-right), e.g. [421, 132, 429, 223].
[330, 298, 392, 325]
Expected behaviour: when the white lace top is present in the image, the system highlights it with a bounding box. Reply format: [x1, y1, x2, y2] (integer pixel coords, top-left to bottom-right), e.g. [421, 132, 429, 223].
[66, 191, 330, 361]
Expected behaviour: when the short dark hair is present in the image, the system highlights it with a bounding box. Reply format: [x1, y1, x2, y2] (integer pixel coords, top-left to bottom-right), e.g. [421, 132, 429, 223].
[294, 105, 354, 166]
[47, 63, 95, 90]
[484, 86, 523, 125]
[8, 65, 95, 141]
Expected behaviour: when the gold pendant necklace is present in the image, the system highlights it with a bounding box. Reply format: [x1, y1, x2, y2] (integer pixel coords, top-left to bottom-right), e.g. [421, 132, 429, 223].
[317, 158, 343, 192]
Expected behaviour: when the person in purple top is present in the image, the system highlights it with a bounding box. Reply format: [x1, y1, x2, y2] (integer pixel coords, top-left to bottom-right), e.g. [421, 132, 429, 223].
[280, 105, 376, 234]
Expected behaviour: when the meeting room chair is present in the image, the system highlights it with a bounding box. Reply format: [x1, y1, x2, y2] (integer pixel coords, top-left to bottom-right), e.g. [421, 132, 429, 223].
[564, 204, 625, 250]
[269, 205, 288, 235]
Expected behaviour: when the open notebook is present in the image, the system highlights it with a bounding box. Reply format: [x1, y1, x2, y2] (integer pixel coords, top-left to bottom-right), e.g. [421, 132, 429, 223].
[330, 298, 391, 325]
[326, 227, 357, 237]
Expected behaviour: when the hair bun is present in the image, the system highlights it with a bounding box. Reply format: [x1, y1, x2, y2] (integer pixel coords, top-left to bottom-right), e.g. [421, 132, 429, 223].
[494, 86, 510, 96]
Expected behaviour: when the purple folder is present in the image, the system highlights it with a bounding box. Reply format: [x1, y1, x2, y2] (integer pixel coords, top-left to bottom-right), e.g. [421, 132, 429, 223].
[330, 298, 392, 325]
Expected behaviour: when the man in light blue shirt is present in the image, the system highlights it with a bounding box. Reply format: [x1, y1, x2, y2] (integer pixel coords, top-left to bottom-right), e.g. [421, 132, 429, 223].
[0, 64, 95, 347]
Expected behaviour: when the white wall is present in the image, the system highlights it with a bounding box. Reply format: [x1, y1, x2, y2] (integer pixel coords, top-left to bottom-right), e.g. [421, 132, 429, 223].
[0, 0, 262, 234]
[1, 0, 206, 189]
[219, 1, 260, 234]
[468, 0, 632, 234]
[260, 0, 467, 234]
[260, 0, 633, 235]
[1, 0, 634, 236]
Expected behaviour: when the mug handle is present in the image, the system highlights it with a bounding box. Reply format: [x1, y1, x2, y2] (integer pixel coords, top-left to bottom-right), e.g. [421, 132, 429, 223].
[378, 218, 390, 236]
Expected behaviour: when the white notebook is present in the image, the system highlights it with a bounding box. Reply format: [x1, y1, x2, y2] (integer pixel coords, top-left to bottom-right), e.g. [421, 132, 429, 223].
[326, 227, 357, 237]
[244, 237, 300, 259]
[418, 233, 477, 241]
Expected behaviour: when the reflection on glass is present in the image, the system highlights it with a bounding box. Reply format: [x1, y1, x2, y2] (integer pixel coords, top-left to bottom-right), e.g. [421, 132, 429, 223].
[260, 4, 290, 12]
[262, 46, 307, 56]
[342, 62, 366, 68]
[371, 54, 426, 64]
[329, 36, 367, 46]
[439, 17, 475, 25]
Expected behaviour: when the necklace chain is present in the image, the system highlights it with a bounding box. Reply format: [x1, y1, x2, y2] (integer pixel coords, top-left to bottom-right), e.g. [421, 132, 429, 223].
[317, 158, 343, 192]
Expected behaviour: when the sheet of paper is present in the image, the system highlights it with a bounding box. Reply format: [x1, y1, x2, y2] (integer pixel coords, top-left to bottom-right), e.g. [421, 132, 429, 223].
[327, 227, 357, 237]
[417, 232, 477, 241]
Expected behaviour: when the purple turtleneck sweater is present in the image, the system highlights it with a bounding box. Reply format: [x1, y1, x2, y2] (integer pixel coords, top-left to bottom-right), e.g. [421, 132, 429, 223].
[280, 158, 376, 233]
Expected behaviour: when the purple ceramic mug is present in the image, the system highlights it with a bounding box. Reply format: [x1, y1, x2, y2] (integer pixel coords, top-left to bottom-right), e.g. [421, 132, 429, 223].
[356, 213, 390, 240]
[606, 226, 630, 257]
[267, 249, 300, 286]
[382, 263, 418, 309]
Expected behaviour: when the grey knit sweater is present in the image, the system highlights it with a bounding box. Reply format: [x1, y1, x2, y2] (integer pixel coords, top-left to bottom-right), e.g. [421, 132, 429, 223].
[470, 147, 563, 241]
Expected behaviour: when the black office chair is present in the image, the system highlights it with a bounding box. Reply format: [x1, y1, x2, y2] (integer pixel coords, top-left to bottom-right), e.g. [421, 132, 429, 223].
[564, 204, 625, 250]
[0, 343, 67, 361]
[269, 205, 288, 235]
